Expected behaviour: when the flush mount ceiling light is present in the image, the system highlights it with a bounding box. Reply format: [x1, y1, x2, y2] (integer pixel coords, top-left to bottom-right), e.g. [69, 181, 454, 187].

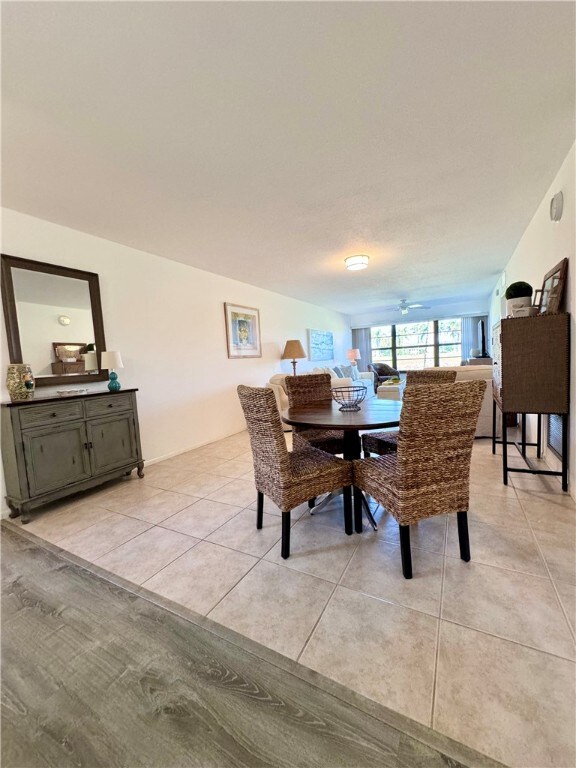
[345, 254, 369, 271]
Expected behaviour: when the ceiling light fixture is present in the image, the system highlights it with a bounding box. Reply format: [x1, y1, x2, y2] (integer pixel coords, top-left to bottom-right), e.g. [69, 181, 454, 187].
[345, 254, 369, 271]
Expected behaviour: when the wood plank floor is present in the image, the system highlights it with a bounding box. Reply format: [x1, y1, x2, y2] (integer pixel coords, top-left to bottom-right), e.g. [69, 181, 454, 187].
[1, 525, 504, 768]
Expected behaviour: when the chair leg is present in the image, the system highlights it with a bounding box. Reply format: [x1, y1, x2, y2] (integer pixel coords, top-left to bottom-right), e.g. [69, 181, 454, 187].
[343, 486, 353, 535]
[363, 450, 370, 459]
[457, 511, 471, 562]
[308, 497, 316, 510]
[399, 524, 412, 579]
[281, 511, 291, 559]
[256, 491, 264, 529]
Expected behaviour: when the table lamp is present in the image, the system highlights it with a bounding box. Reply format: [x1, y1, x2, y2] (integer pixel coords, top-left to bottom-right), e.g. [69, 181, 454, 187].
[281, 340, 306, 375]
[346, 348, 361, 366]
[101, 351, 124, 391]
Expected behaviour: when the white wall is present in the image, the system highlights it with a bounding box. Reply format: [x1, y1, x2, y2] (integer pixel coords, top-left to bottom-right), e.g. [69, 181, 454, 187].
[16, 301, 94, 375]
[1, 208, 352, 512]
[488, 144, 575, 498]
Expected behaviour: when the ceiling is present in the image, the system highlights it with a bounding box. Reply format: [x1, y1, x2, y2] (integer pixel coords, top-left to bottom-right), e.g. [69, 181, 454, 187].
[2, 2, 574, 319]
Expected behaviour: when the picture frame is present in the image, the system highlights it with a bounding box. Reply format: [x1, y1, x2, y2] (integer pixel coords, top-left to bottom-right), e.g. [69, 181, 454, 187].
[307, 328, 334, 361]
[538, 258, 568, 314]
[224, 303, 261, 358]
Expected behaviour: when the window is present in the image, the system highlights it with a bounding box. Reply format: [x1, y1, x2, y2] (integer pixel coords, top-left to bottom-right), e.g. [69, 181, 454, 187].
[370, 325, 394, 367]
[438, 318, 462, 367]
[370, 318, 462, 370]
[395, 321, 435, 370]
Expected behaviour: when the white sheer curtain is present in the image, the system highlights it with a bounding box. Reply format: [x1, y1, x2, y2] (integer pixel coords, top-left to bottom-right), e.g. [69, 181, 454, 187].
[351, 328, 372, 371]
[461, 315, 488, 363]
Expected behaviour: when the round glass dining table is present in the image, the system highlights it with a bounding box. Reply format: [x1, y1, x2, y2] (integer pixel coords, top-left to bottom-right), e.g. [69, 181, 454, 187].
[282, 397, 402, 532]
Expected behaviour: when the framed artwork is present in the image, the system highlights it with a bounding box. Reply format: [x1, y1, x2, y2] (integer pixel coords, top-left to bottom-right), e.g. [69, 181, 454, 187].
[307, 328, 334, 361]
[224, 303, 261, 358]
[539, 258, 568, 314]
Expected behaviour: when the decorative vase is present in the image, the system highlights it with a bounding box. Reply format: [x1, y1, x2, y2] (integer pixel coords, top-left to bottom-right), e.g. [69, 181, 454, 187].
[6, 364, 35, 401]
[506, 297, 531, 317]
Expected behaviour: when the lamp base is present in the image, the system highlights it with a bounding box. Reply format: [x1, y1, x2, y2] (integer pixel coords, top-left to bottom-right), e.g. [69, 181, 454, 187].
[108, 371, 121, 392]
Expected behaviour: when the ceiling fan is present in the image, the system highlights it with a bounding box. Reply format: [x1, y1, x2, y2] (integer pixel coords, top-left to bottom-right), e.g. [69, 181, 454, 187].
[381, 299, 432, 315]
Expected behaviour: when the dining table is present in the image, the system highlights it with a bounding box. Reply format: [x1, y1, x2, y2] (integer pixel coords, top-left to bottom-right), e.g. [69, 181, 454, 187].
[282, 397, 402, 533]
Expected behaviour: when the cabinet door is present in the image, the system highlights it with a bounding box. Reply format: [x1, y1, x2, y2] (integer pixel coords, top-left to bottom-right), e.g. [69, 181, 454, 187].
[23, 421, 91, 496]
[87, 413, 138, 475]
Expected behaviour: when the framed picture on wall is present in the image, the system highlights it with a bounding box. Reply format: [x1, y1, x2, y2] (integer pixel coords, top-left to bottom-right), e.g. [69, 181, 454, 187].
[307, 328, 334, 361]
[539, 258, 568, 314]
[224, 303, 262, 358]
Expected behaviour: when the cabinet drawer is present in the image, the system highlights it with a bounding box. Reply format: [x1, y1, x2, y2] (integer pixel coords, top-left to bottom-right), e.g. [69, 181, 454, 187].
[85, 394, 132, 417]
[19, 401, 84, 429]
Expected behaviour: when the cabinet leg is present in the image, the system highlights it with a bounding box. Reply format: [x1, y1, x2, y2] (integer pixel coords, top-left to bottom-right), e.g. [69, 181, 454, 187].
[7, 503, 21, 519]
[137, 461, 145, 478]
[502, 415, 508, 486]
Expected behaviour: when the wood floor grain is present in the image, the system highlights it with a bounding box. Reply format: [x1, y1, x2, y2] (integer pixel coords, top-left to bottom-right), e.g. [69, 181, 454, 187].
[1, 526, 504, 768]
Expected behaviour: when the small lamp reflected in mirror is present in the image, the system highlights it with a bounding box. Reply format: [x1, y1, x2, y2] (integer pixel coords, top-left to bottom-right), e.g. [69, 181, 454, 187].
[101, 351, 124, 391]
[281, 340, 306, 375]
[346, 348, 361, 366]
[83, 351, 98, 372]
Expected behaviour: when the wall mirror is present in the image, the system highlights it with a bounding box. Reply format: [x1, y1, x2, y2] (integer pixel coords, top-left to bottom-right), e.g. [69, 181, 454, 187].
[1, 254, 107, 387]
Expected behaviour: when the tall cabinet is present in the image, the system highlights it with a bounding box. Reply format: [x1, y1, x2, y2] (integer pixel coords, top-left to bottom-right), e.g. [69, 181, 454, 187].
[492, 313, 570, 490]
[2, 389, 144, 522]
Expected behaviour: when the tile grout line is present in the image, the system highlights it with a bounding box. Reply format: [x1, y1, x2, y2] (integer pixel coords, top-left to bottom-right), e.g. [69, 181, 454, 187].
[520, 510, 576, 645]
[429, 519, 448, 728]
[295, 530, 365, 663]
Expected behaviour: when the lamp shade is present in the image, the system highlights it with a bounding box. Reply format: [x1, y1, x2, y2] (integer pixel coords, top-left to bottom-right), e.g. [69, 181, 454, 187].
[346, 348, 361, 361]
[101, 351, 124, 370]
[83, 351, 98, 371]
[281, 340, 306, 360]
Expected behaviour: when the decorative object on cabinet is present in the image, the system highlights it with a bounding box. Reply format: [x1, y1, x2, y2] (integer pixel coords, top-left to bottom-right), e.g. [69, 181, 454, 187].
[6, 363, 35, 401]
[538, 258, 568, 314]
[101, 350, 124, 391]
[492, 313, 570, 491]
[224, 303, 261, 358]
[281, 339, 306, 375]
[307, 328, 334, 361]
[504, 281, 533, 317]
[1, 254, 108, 387]
[1, 389, 144, 523]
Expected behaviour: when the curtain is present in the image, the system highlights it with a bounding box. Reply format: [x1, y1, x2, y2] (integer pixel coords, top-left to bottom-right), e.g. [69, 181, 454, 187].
[352, 328, 372, 371]
[461, 315, 488, 363]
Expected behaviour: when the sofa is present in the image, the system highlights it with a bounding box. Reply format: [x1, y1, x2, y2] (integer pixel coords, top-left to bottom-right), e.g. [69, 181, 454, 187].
[267, 367, 375, 431]
[412, 365, 497, 437]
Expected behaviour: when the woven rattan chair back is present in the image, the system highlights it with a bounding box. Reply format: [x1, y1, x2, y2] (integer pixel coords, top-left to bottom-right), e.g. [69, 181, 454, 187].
[285, 373, 332, 406]
[237, 385, 290, 488]
[405, 369, 457, 386]
[394, 380, 486, 522]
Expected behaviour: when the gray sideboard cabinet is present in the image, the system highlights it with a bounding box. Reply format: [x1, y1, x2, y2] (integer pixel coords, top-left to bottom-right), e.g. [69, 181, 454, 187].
[2, 388, 144, 522]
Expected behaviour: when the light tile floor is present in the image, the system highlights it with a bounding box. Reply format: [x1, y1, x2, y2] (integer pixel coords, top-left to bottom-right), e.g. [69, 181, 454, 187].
[8, 432, 576, 767]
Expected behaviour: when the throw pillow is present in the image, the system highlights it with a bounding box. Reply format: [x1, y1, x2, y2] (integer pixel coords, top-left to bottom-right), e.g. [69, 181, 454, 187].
[340, 364, 353, 378]
[332, 365, 344, 378]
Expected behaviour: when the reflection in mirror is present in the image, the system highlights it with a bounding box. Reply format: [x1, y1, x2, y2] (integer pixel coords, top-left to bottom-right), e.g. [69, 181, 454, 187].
[1, 253, 107, 387]
[12, 269, 98, 377]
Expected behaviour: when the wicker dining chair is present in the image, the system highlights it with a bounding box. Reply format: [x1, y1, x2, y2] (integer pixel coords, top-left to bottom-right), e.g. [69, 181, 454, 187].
[237, 385, 353, 558]
[362, 369, 458, 458]
[284, 374, 345, 455]
[354, 380, 486, 578]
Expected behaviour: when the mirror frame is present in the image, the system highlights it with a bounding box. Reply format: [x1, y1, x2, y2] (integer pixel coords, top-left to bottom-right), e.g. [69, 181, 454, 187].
[1, 253, 108, 387]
